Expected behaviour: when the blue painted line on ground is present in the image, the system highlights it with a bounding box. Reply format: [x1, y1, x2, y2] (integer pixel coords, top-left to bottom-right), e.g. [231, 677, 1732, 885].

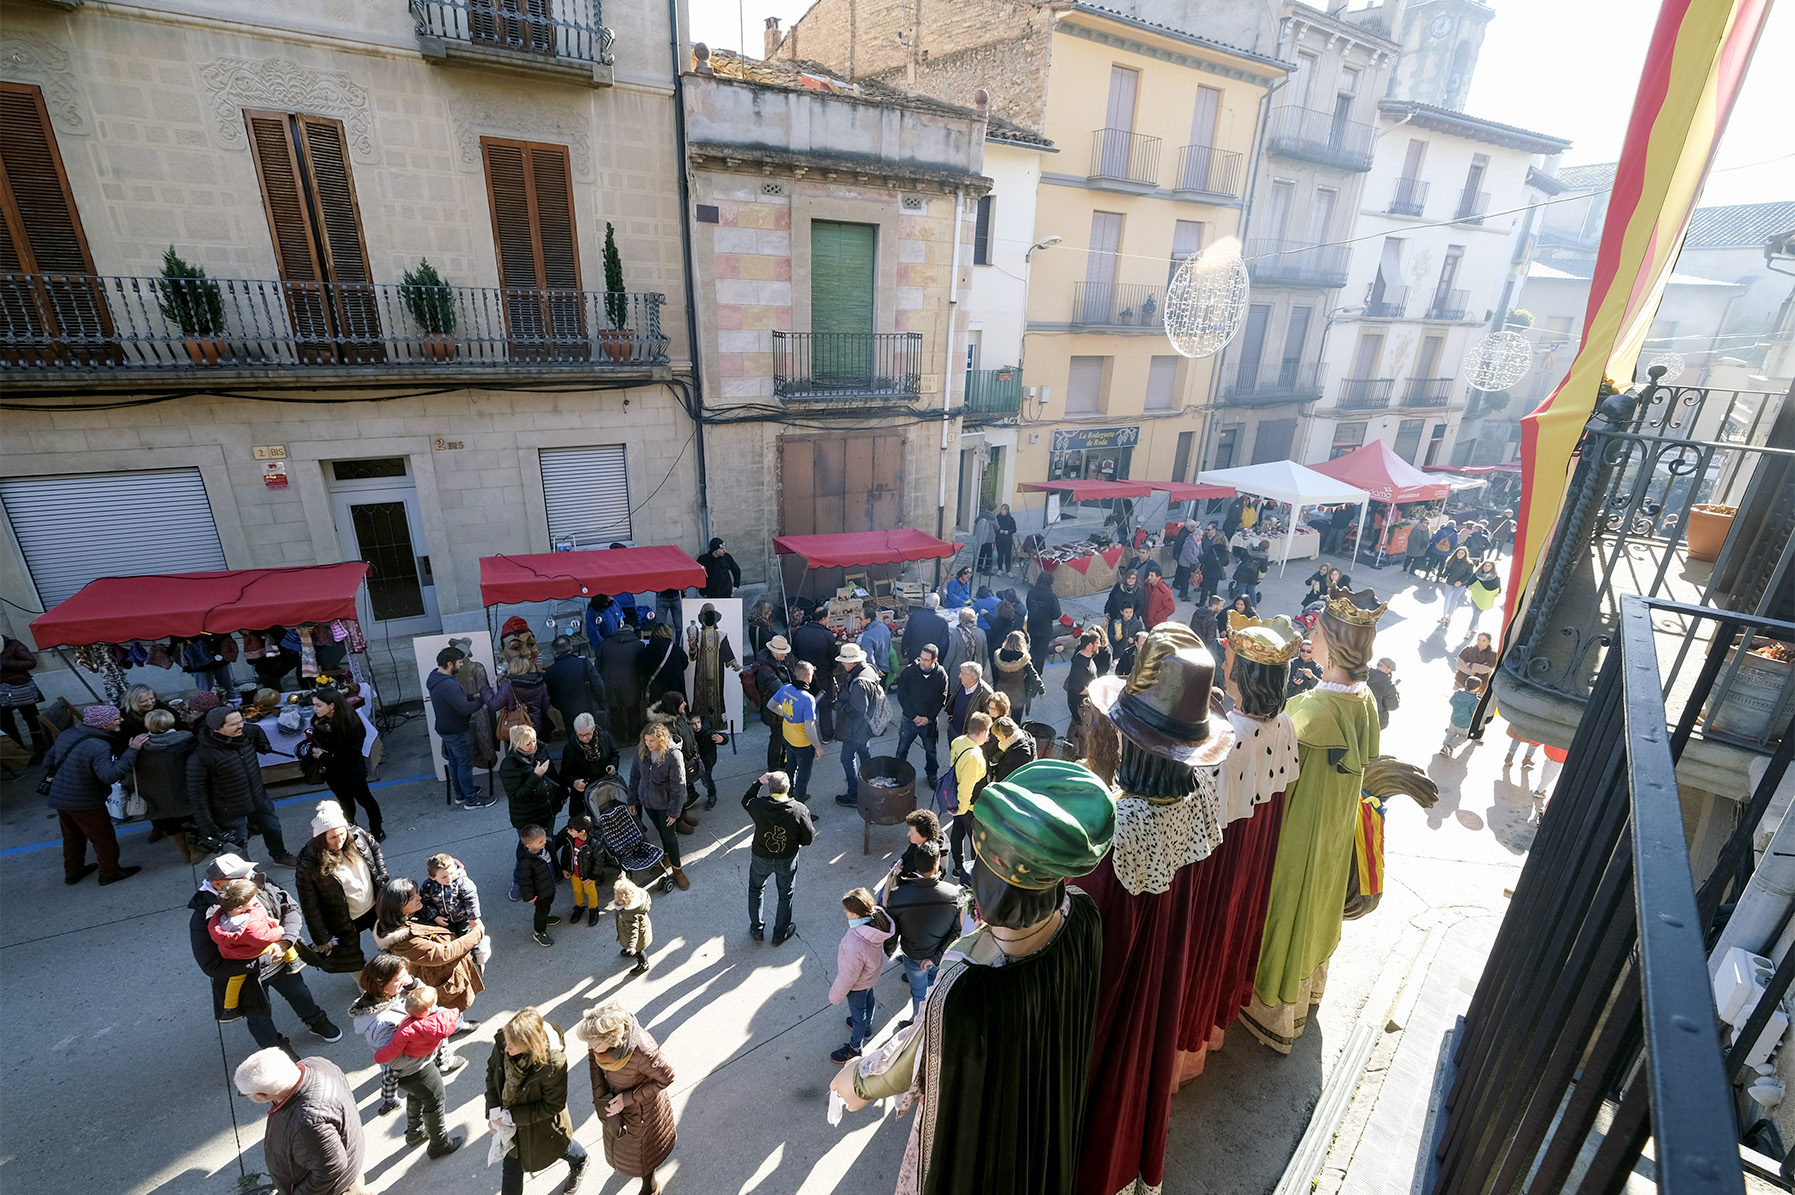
[0, 771, 439, 857]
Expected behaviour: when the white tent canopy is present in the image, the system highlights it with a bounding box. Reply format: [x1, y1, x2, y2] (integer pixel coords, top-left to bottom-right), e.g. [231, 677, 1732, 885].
[1195, 460, 1372, 575]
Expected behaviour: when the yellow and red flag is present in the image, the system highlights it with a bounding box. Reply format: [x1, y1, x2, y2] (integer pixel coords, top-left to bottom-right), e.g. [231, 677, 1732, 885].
[1504, 0, 1774, 629]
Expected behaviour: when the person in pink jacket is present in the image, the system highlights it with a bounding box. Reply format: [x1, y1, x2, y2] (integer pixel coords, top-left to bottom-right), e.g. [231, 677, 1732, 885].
[829, 887, 895, 1063]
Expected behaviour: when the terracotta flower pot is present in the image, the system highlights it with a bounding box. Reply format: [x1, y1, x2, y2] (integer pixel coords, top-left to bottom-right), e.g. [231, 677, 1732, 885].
[597, 328, 635, 363]
[1685, 503, 1737, 563]
[419, 332, 457, 362]
[183, 335, 224, 366]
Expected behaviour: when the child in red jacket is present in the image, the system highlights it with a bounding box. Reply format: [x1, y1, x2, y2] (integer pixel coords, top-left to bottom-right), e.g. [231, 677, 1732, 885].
[207, 878, 302, 973]
[373, 984, 462, 1065]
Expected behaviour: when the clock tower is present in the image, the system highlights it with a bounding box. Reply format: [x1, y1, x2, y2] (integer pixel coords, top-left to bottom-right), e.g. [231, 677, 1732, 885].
[1391, 0, 1494, 110]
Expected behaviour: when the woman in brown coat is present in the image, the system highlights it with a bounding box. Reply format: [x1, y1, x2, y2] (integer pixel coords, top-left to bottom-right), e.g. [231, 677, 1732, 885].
[371, 878, 485, 1013]
[571, 1000, 677, 1195]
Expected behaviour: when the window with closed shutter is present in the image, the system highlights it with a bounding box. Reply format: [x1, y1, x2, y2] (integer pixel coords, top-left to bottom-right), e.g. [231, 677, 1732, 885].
[471, 0, 558, 55]
[1065, 356, 1105, 414]
[972, 195, 993, 266]
[1, 469, 227, 609]
[245, 110, 383, 363]
[539, 447, 631, 546]
[0, 82, 113, 365]
[482, 138, 586, 360]
[809, 220, 876, 382]
[1144, 355, 1179, 411]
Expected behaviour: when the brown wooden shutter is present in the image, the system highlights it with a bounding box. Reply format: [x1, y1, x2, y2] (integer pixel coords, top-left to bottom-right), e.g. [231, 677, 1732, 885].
[482, 137, 585, 360]
[0, 82, 112, 364]
[295, 115, 383, 361]
[471, 0, 557, 56]
[246, 110, 383, 362]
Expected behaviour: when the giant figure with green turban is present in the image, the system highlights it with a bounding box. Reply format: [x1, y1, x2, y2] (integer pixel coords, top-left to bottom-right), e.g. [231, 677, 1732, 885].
[831, 759, 1116, 1195]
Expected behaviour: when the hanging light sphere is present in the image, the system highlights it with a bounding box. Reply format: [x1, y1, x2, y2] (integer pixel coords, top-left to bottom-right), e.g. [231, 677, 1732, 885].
[1464, 330, 1533, 392]
[1164, 243, 1250, 359]
[1647, 352, 1685, 383]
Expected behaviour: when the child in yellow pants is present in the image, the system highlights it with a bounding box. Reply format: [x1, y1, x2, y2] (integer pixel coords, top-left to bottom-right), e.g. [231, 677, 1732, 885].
[554, 815, 603, 926]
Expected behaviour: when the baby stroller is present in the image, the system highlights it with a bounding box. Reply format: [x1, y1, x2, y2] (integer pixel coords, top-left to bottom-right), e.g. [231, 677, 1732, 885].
[1295, 597, 1325, 633]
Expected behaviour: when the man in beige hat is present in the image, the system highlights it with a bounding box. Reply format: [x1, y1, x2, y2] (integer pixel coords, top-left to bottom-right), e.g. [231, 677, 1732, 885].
[750, 634, 795, 771]
[831, 642, 884, 808]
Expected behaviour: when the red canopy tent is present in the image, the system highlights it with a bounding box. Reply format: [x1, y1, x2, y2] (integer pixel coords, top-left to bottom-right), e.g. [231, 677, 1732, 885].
[1311, 440, 1452, 503]
[31, 563, 371, 648]
[1015, 479, 1155, 501]
[773, 530, 961, 568]
[478, 546, 706, 607]
[1147, 481, 1237, 501]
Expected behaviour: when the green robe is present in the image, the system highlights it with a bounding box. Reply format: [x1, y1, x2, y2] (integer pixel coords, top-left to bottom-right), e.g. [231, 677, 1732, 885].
[1253, 686, 1380, 1006]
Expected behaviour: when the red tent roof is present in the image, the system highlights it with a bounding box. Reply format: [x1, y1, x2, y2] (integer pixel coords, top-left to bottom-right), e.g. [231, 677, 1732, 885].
[1147, 481, 1237, 500]
[1310, 440, 1452, 503]
[1016, 479, 1155, 500]
[479, 547, 706, 607]
[773, 530, 962, 569]
[30, 563, 370, 648]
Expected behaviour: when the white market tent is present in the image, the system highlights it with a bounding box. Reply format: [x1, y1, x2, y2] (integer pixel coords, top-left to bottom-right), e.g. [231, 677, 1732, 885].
[1195, 460, 1373, 575]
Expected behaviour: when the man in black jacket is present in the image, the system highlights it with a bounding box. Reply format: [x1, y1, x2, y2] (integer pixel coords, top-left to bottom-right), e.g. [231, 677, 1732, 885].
[832, 644, 883, 807]
[189, 853, 339, 1055]
[700, 537, 742, 598]
[901, 594, 951, 665]
[893, 646, 949, 789]
[543, 636, 608, 740]
[742, 771, 817, 945]
[598, 618, 646, 749]
[1287, 640, 1323, 698]
[188, 707, 297, 866]
[882, 842, 962, 1022]
[1367, 657, 1400, 729]
[751, 635, 796, 770]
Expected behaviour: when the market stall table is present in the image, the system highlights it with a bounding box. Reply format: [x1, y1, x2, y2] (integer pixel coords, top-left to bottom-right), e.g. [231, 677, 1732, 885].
[1196, 461, 1371, 575]
[1025, 543, 1130, 597]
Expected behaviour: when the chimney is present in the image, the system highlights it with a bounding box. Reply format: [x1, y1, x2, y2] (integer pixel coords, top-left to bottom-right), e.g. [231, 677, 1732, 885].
[764, 17, 783, 59]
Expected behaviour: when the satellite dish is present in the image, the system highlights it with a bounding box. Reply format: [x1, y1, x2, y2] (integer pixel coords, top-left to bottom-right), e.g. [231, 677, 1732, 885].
[1464, 331, 1532, 392]
[1164, 240, 1250, 359]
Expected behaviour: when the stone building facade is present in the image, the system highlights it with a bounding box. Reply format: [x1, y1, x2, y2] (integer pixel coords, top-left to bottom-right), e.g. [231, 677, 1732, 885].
[684, 52, 987, 588]
[1, 0, 695, 699]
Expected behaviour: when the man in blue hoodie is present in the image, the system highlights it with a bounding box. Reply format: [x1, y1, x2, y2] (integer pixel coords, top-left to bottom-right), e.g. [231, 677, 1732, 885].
[427, 647, 496, 809]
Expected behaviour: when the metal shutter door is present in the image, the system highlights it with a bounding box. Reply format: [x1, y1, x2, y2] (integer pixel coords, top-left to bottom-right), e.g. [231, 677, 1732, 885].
[539, 446, 632, 546]
[1, 468, 227, 608]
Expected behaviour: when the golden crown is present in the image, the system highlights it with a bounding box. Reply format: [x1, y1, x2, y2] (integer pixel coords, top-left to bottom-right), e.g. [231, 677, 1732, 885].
[1225, 612, 1304, 665]
[1322, 586, 1389, 627]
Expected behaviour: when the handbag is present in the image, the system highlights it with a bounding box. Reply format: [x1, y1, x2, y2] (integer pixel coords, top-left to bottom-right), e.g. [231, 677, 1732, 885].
[35, 767, 55, 797]
[105, 782, 129, 821]
[496, 698, 532, 747]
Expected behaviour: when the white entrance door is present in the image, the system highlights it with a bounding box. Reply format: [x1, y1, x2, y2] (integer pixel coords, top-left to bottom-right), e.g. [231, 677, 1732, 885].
[328, 458, 441, 639]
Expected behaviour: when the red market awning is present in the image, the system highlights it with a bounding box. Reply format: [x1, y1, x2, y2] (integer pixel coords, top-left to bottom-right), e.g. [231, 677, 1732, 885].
[1423, 462, 1522, 475]
[479, 546, 706, 607]
[1147, 481, 1237, 501]
[1016, 479, 1155, 501]
[1311, 440, 1452, 504]
[773, 530, 962, 569]
[30, 563, 370, 648]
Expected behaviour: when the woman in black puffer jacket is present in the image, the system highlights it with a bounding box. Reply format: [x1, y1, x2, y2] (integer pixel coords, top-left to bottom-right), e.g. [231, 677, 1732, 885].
[294, 800, 388, 971]
[187, 706, 296, 865]
[499, 723, 563, 833]
[306, 687, 383, 842]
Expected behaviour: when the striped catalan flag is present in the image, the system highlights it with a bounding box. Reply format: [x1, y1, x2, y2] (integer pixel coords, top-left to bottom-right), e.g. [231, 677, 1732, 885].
[1503, 0, 1774, 631]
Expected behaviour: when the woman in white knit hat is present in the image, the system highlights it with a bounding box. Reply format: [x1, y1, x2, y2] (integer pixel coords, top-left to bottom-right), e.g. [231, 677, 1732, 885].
[294, 800, 389, 972]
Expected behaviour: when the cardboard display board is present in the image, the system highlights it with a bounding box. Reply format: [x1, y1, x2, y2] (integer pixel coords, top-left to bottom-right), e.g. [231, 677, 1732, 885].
[681, 597, 744, 735]
[412, 632, 497, 782]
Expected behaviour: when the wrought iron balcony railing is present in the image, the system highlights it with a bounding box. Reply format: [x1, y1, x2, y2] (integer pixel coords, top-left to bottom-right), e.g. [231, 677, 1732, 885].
[1224, 359, 1322, 406]
[1244, 239, 1352, 289]
[772, 330, 921, 401]
[1070, 282, 1164, 329]
[1264, 105, 1376, 172]
[1364, 284, 1408, 318]
[1439, 594, 1779, 1195]
[0, 272, 669, 376]
[963, 367, 1022, 420]
[1088, 128, 1161, 186]
[1454, 188, 1491, 224]
[1400, 376, 1454, 407]
[1172, 144, 1244, 197]
[411, 0, 615, 80]
[1497, 376, 1792, 754]
[1426, 288, 1471, 320]
[1335, 377, 1393, 411]
[1389, 177, 1428, 217]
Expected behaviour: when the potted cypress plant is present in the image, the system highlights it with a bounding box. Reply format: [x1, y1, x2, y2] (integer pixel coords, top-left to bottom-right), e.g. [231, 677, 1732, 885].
[399, 258, 457, 361]
[597, 221, 633, 362]
[156, 247, 226, 366]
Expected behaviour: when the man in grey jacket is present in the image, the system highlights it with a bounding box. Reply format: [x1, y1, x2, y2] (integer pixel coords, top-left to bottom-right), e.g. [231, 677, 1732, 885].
[235, 1049, 366, 1195]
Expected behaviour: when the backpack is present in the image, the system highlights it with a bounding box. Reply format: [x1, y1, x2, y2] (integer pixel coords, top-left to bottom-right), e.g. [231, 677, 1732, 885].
[740, 665, 766, 708]
[936, 742, 978, 816]
[864, 679, 895, 737]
